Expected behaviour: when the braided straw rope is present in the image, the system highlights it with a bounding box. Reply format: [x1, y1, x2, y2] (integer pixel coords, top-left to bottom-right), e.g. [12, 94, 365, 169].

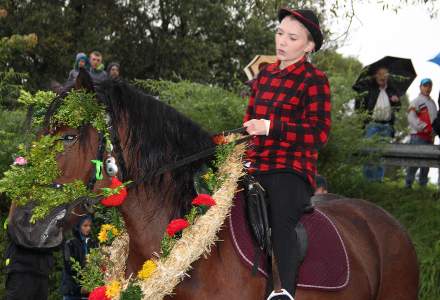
[103, 140, 245, 299]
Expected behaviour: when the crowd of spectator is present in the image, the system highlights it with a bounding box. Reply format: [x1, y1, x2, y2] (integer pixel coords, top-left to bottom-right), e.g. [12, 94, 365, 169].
[355, 66, 439, 188]
[66, 51, 121, 87]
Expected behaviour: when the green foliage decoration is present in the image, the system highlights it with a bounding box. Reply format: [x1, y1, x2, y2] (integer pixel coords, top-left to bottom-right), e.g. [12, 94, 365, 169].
[0, 109, 32, 174]
[18, 89, 56, 127]
[160, 142, 234, 258]
[71, 248, 105, 292]
[18, 89, 108, 135]
[51, 90, 107, 135]
[100, 181, 132, 198]
[0, 89, 110, 222]
[0, 135, 94, 222]
[119, 283, 143, 300]
[160, 235, 175, 259]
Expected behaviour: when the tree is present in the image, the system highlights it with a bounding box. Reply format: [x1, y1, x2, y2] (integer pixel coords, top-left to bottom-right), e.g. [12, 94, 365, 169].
[0, 5, 37, 107]
[0, 0, 335, 89]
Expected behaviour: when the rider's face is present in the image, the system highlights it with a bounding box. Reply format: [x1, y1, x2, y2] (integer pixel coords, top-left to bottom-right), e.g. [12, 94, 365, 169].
[275, 17, 315, 66]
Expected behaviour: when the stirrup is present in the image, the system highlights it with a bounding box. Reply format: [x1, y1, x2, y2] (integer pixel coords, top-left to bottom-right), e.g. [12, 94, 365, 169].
[267, 289, 294, 300]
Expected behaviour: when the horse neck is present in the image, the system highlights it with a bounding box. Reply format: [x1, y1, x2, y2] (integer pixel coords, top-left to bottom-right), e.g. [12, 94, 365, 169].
[119, 179, 180, 263]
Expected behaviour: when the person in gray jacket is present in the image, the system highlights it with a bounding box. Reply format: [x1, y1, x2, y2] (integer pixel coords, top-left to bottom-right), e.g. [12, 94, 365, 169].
[88, 51, 107, 85]
[405, 78, 436, 188]
[66, 53, 90, 86]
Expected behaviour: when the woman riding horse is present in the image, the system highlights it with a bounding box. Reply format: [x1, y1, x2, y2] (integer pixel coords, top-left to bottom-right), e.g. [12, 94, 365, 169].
[3, 8, 419, 298]
[243, 8, 331, 300]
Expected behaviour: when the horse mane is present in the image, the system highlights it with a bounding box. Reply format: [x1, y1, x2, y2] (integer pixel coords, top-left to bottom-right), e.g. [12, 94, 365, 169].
[96, 79, 215, 216]
[97, 79, 214, 176]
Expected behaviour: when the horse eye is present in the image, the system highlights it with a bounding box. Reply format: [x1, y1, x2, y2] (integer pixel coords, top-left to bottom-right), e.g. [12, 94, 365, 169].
[60, 134, 78, 145]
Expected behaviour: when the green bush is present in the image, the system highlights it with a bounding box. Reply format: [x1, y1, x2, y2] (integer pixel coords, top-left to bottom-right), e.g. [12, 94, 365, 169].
[134, 79, 247, 133]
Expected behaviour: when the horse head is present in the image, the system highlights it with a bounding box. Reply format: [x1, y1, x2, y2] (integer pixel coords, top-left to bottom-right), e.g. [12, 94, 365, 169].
[5, 68, 215, 256]
[4, 69, 111, 249]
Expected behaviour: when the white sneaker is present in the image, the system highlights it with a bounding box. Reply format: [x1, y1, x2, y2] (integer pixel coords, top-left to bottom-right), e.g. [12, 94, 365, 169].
[266, 289, 294, 300]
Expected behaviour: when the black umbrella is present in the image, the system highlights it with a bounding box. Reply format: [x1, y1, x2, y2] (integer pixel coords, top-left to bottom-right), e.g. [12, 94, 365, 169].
[352, 56, 417, 96]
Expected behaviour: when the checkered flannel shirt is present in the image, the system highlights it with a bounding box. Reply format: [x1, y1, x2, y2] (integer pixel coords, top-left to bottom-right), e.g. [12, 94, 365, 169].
[244, 57, 331, 187]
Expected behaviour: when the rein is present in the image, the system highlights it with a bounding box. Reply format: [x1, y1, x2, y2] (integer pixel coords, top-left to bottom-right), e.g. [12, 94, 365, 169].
[159, 126, 250, 174]
[102, 115, 251, 190]
[50, 126, 251, 213]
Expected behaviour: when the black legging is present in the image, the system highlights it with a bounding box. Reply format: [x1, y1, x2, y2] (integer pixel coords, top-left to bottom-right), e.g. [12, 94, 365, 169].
[255, 172, 312, 296]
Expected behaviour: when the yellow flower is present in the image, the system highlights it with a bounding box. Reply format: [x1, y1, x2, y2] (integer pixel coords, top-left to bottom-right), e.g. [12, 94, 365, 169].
[138, 259, 157, 280]
[98, 224, 119, 243]
[202, 172, 213, 182]
[105, 280, 121, 298]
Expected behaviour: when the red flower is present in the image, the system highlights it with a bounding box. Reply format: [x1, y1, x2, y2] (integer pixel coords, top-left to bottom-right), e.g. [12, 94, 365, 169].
[166, 219, 190, 237]
[101, 177, 128, 207]
[212, 134, 227, 145]
[88, 286, 110, 300]
[192, 194, 216, 207]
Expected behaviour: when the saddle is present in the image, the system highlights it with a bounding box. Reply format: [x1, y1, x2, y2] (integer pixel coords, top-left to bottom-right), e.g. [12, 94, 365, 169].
[229, 191, 350, 291]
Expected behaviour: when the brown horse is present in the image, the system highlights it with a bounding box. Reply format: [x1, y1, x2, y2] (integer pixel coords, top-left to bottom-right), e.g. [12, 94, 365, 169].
[41, 74, 419, 299]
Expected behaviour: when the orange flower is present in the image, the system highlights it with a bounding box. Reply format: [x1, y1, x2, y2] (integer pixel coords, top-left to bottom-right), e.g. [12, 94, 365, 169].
[101, 177, 128, 207]
[89, 286, 110, 300]
[192, 194, 216, 207]
[166, 219, 190, 237]
[212, 134, 227, 145]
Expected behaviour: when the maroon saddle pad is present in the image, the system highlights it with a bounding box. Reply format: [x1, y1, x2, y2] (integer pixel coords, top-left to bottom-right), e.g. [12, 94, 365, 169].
[228, 192, 349, 291]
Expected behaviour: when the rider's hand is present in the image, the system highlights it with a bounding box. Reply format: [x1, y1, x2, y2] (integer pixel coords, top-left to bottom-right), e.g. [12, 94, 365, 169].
[243, 119, 270, 136]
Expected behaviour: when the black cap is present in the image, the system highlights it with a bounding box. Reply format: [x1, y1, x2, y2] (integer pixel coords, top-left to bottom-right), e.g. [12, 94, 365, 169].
[278, 8, 323, 52]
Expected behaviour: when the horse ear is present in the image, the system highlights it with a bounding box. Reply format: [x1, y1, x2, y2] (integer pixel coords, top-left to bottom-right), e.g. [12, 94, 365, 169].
[75, 68, 95, 93]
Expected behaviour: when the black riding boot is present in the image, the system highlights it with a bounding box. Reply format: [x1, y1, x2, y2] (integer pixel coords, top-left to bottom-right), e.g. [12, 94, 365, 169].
[255, 172, 312, 299]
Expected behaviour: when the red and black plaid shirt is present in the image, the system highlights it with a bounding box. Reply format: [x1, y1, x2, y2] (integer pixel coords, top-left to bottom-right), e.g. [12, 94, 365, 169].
[244, 57, 331, 187]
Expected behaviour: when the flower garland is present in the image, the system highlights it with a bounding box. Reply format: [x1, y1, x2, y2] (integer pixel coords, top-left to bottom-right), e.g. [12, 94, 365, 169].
[98, 224, 120, 244]
[84, 137, 245, 300]
[3, 87, 246, 299]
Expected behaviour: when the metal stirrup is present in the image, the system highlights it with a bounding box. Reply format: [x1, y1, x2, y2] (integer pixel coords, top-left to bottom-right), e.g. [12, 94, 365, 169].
[267, 289, 294, 300]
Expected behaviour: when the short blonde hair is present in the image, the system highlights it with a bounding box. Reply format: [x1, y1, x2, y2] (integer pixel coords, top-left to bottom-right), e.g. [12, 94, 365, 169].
[90, 51, 102, 58]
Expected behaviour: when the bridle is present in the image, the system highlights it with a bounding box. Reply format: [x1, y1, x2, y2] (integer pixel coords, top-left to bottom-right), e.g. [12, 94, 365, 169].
[48, 108, 251, 218]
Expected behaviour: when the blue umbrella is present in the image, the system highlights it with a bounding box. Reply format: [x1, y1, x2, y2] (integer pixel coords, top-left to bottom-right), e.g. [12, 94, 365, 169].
[429, 52, 440, 66]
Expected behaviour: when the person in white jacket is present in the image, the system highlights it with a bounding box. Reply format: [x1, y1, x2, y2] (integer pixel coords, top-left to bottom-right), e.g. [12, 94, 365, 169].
[405, 78, 436, 188]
